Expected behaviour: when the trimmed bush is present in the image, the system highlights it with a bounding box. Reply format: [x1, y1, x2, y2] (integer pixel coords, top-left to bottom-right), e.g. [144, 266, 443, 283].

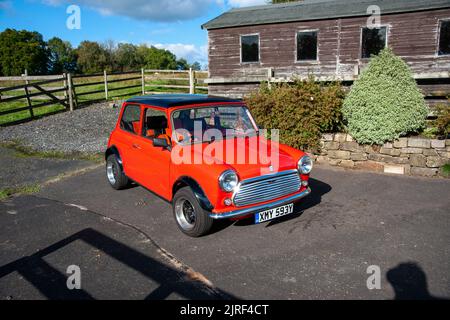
[245, 78, 344, 150]
[342, 48, 428, 145]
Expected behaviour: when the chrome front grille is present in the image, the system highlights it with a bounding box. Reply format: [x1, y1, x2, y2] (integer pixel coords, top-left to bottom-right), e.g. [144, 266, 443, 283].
[232, 170, 301, 207]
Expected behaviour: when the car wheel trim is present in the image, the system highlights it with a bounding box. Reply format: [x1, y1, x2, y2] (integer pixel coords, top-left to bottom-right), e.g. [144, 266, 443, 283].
[106, 161, 117, 185]
[175, 198, 196, 231]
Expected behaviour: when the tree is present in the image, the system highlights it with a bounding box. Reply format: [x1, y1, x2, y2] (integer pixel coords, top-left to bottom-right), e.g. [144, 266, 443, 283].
[190, 61, 201, 71]
[136, 44, 150, 68]
[102, 39, 117, 72]
[0, 28, 49, 75]
[176, 58, 189, 70]
[133, 44, 178, 70]
[76, 41, 109, 73]
[342, 48, 428, 144]
[176, 59, 201, 71]
[47, 37, 77, 74]
[139, 45, 178, 70]
[115, 43, 140, 72]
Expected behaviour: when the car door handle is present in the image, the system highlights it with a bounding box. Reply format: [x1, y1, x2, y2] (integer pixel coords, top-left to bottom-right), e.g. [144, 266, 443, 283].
[132, 143, 141, 149]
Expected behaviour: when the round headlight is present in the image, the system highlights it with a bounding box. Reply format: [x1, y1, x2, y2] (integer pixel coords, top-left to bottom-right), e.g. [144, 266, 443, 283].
[219, 170, 239, 192]
[298, 155, 313, 174]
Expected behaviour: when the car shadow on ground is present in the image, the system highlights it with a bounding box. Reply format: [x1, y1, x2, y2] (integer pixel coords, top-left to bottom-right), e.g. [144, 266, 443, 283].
[0, 228, 237, 300]
[387, 262, 449, 300]
[216, 177, 332, 231]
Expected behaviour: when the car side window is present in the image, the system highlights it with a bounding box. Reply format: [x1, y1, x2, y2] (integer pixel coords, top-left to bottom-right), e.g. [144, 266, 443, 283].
[120, 104, 141, 134]
[143, 108, 168, 139]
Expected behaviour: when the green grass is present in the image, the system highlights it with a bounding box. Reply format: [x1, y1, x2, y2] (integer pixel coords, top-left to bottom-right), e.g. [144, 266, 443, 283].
[0, 73, 207, 126]
[0, 100, 65, 125]
[0, 184, 41, 201]
[442, 163, 450, 178]
[0, 141, 104, 163]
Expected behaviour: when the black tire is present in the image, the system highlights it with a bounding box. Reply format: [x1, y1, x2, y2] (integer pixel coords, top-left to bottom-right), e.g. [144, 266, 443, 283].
[172, 187, 214, 237]
[106, 154, 129, 190]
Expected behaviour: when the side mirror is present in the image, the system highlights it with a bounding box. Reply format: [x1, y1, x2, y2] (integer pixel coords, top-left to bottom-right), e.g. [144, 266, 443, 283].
[153, 137, 170, 150]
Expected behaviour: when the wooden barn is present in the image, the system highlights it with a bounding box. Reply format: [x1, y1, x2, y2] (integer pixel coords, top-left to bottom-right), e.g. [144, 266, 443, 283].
[202, 0, 450, 104]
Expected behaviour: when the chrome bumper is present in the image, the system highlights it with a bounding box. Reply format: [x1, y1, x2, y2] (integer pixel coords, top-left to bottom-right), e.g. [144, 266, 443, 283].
[208, 187, 311, 219]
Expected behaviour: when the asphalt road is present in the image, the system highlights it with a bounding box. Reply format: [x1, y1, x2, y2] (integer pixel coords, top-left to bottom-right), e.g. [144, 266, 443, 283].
[0, 146, 93, 190]
[1, 165, 449, 299]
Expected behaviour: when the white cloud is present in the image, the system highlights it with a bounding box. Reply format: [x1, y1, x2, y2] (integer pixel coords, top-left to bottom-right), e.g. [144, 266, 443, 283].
[153, 43, 207, 67]
[43, 0, 216, 22]
[227, 0, 268, 7]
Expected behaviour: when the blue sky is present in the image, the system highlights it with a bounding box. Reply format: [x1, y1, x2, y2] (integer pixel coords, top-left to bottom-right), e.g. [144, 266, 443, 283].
[0, 0, 268, 68]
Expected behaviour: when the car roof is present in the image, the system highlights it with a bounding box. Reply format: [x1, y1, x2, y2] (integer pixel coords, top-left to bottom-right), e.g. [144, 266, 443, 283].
[125, 94, 242, 108]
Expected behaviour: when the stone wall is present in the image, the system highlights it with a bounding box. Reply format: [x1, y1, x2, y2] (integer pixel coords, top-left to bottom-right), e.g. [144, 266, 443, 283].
[315, 133, 450, 177]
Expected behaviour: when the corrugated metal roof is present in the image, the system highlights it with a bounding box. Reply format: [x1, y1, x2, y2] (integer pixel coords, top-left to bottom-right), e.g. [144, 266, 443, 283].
[202, 0, 450, 30]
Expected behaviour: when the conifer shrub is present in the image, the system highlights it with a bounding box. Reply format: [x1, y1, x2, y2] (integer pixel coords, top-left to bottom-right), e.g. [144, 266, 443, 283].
[342, 48, 428, 144]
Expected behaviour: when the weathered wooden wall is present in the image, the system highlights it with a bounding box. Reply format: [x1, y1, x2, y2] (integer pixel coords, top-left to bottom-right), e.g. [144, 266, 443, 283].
[208, 8, 450, 81]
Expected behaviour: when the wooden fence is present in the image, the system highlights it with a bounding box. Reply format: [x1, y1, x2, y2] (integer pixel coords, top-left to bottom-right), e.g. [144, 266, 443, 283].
[0, 68, 208, 126]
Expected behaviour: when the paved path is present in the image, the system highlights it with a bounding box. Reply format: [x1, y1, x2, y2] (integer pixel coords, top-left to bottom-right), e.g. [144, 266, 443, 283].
[0, 146, 94, 190]
[1, 166, 449, 299]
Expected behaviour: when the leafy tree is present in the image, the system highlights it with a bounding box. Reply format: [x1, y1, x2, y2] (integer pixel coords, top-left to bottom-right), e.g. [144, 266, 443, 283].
[0, 28, 49, 75]
[142, 45, 178, 70]
[133, 44, 178, 70]
[176, 58, 189, 70]
[136, 44, 150, 68]
[47, 37, 77, 74]
[115, 43, 141, 72]
[176, 59, 201, 71]
[76, 41, 109, 73]
[102, 39, 117, 72]
[190, 61, 201, 71]
[342, 48, 428, 144]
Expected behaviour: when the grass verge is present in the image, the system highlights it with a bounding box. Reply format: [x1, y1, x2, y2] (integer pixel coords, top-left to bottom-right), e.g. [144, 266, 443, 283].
[441, 163, 450, 178]
[0, 140, 103, 163]
[0, 184, 41, 201]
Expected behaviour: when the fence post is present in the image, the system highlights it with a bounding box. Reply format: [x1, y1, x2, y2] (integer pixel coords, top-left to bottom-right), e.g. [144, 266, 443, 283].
[267, 67, 273, 90]
[67, 73, 74, 112]
[141, 68, 145, 95]
[189, 68, 195, 94]
[104, 70, 108, 100]
[63, 73, 68, 101]
[23, 69, 34, 118]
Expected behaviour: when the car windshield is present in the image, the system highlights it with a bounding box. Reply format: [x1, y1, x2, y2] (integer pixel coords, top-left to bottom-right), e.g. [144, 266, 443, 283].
[171, 105, 258, 144]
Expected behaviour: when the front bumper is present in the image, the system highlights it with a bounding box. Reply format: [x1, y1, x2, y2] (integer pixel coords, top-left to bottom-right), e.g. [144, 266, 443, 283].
[208, 187, 311, 219]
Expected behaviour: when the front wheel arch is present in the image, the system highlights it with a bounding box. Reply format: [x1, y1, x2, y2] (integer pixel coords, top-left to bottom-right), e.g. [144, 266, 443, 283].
[172, 176, 213, 212]
[105, 145, 124, 173]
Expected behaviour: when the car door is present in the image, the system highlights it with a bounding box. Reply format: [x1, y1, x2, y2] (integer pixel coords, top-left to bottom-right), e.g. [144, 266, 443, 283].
[132, 107, 171, 200]
[114, 103, 143, 179]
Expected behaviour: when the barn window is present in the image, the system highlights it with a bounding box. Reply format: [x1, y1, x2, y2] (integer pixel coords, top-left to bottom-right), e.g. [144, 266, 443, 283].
[297, 31, 318, 61]
[361, 26, 387, 58]
[438, 20, 450, 55]
[241, 34, 259, 63]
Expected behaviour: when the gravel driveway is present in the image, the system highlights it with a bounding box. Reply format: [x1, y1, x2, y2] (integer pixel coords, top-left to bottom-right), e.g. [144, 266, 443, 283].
[0, 103, 120, 153]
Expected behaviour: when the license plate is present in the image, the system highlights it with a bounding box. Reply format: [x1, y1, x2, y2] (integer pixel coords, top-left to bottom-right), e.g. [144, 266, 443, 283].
[254, 203, 294, 224]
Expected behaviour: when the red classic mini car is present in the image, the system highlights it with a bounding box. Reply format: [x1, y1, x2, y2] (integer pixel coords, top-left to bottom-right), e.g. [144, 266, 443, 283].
[106, 94, 312, 237]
